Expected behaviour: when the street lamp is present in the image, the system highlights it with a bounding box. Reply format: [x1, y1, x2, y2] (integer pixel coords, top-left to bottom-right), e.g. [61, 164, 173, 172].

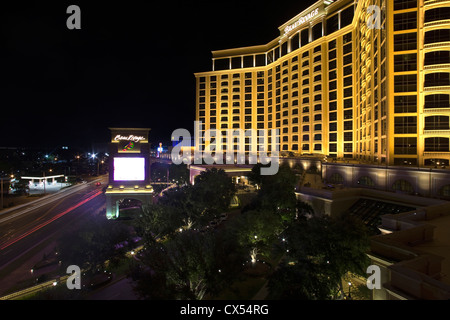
[347, 281, 352, 300]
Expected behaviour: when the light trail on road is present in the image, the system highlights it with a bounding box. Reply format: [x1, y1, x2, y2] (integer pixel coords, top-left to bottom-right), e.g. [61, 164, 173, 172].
[0, 190, 103, 251]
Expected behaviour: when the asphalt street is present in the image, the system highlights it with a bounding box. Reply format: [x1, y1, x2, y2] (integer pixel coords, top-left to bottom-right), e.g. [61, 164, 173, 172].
[0, 176, 108, 296]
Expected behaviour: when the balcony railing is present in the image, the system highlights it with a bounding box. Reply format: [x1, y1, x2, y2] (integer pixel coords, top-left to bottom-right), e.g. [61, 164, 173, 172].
[424, 0, 450, 6]
[423, 129, 450, 135]
[424, 19, 450, 29]
[424, 63, 450, 71]
[424, 41, 450, 50]
[423, 151, 450, 156]
[423, 108, 450, 113]
[424, 85, 450, 93]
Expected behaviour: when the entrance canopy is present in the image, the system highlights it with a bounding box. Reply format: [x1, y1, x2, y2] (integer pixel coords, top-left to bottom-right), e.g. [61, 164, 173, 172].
[21, 175, 65, 182]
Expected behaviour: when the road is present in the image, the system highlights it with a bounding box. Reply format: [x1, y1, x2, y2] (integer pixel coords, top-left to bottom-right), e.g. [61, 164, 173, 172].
[0, 176, 108, 296]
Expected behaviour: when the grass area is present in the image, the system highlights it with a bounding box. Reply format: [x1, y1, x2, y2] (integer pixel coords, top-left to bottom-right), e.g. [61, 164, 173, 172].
[213, 275, 267, 300]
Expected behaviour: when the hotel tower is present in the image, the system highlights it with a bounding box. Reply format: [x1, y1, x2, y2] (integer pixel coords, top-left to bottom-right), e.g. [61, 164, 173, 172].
[195, 0, 450, 168]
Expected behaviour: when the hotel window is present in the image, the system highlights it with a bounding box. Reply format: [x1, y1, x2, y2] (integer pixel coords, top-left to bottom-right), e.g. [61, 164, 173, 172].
[344, 132, 353, 141]
[394, 95, 417, 113]
[424, 116, 450, 130]
[343, 54, 352, 66]
[394, 12, 417, 31]
[329, 122, 337, 131]
[215, 59, 229, 71]
[314, 144, 322, 151]
[394, 33, 417, 51]
[425, 7, 450, 23]
[243, 56, 253, 68]
[329, 101, 337, 111]
[329, 112, 337, 121]
[326, 14, 339, 35]
[343, 32, 352, 44]
[340, 6, 354, 29]
[231, 57, 241, 69]
[329, 70, 337, 81]
[425, 137, 450, 152]
[343, 43, 352, 55]
[344, 98, 353, 109]
[343, 76, 352, 87]
[281, 42, 288, 56]
[424, 73, 450, 87]
[255, 54, 266, 67]
[344, 143, 353, 152]
[344, 110, 352, 119]
[424, 94, 450, 109]
[394, 74, 417, 92]
[343, 88, 352, 98]
[424, 29, 450, 45]
[329, 133, 337, 142]
[329, 40, 336, 52]
[312, 23, 322, 41]
[424, 51, 450, 66]
[393, 0, 417, 11]
[394, 116, 417, 134]
[329, 91, 337, 101]
[301, 29, 309, 47]
[329, 50, 336, 60]
[394, 54, 417, 72]
[344, 121, 352, 130]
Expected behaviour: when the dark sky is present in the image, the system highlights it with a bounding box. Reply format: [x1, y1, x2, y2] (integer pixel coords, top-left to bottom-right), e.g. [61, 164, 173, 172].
[0, 0, 315, 150]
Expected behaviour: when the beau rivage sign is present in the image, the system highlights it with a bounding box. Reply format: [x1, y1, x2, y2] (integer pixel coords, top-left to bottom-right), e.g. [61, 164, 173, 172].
[281, 6, 322, 38]
[113, 135, 146, 143]
[109, 127, 150, 144]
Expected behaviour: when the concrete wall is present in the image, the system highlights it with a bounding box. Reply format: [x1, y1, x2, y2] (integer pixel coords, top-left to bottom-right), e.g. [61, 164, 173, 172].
[322, 162, 450, 198]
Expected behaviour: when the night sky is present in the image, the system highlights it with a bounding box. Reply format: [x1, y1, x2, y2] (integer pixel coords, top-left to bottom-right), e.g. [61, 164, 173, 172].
[0, 0, 315, 150]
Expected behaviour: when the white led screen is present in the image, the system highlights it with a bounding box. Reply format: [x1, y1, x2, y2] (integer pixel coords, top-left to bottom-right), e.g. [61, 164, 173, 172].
[113, 157, 145, 181]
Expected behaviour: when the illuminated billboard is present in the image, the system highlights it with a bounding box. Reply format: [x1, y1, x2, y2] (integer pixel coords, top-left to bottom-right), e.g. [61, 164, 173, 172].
[113, 157, 145, 181]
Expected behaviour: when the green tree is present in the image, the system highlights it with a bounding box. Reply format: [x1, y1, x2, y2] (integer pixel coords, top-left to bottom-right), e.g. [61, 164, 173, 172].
[135, 204, 184, 244]
[226, 209, 283, 264]
[57, 215, 132, 275]
[169, 163, 189, 185]
[268, 213, 371, 299]
[158, 168, 236, 228]
[131, 231, 241, 300]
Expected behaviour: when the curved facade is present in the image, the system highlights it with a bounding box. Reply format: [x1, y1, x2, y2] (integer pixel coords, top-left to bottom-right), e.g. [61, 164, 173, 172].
[195, 0, 450, 167]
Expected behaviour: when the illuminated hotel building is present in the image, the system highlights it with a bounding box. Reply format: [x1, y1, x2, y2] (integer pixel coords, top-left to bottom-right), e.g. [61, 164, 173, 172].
[194, 0, 450, 167]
